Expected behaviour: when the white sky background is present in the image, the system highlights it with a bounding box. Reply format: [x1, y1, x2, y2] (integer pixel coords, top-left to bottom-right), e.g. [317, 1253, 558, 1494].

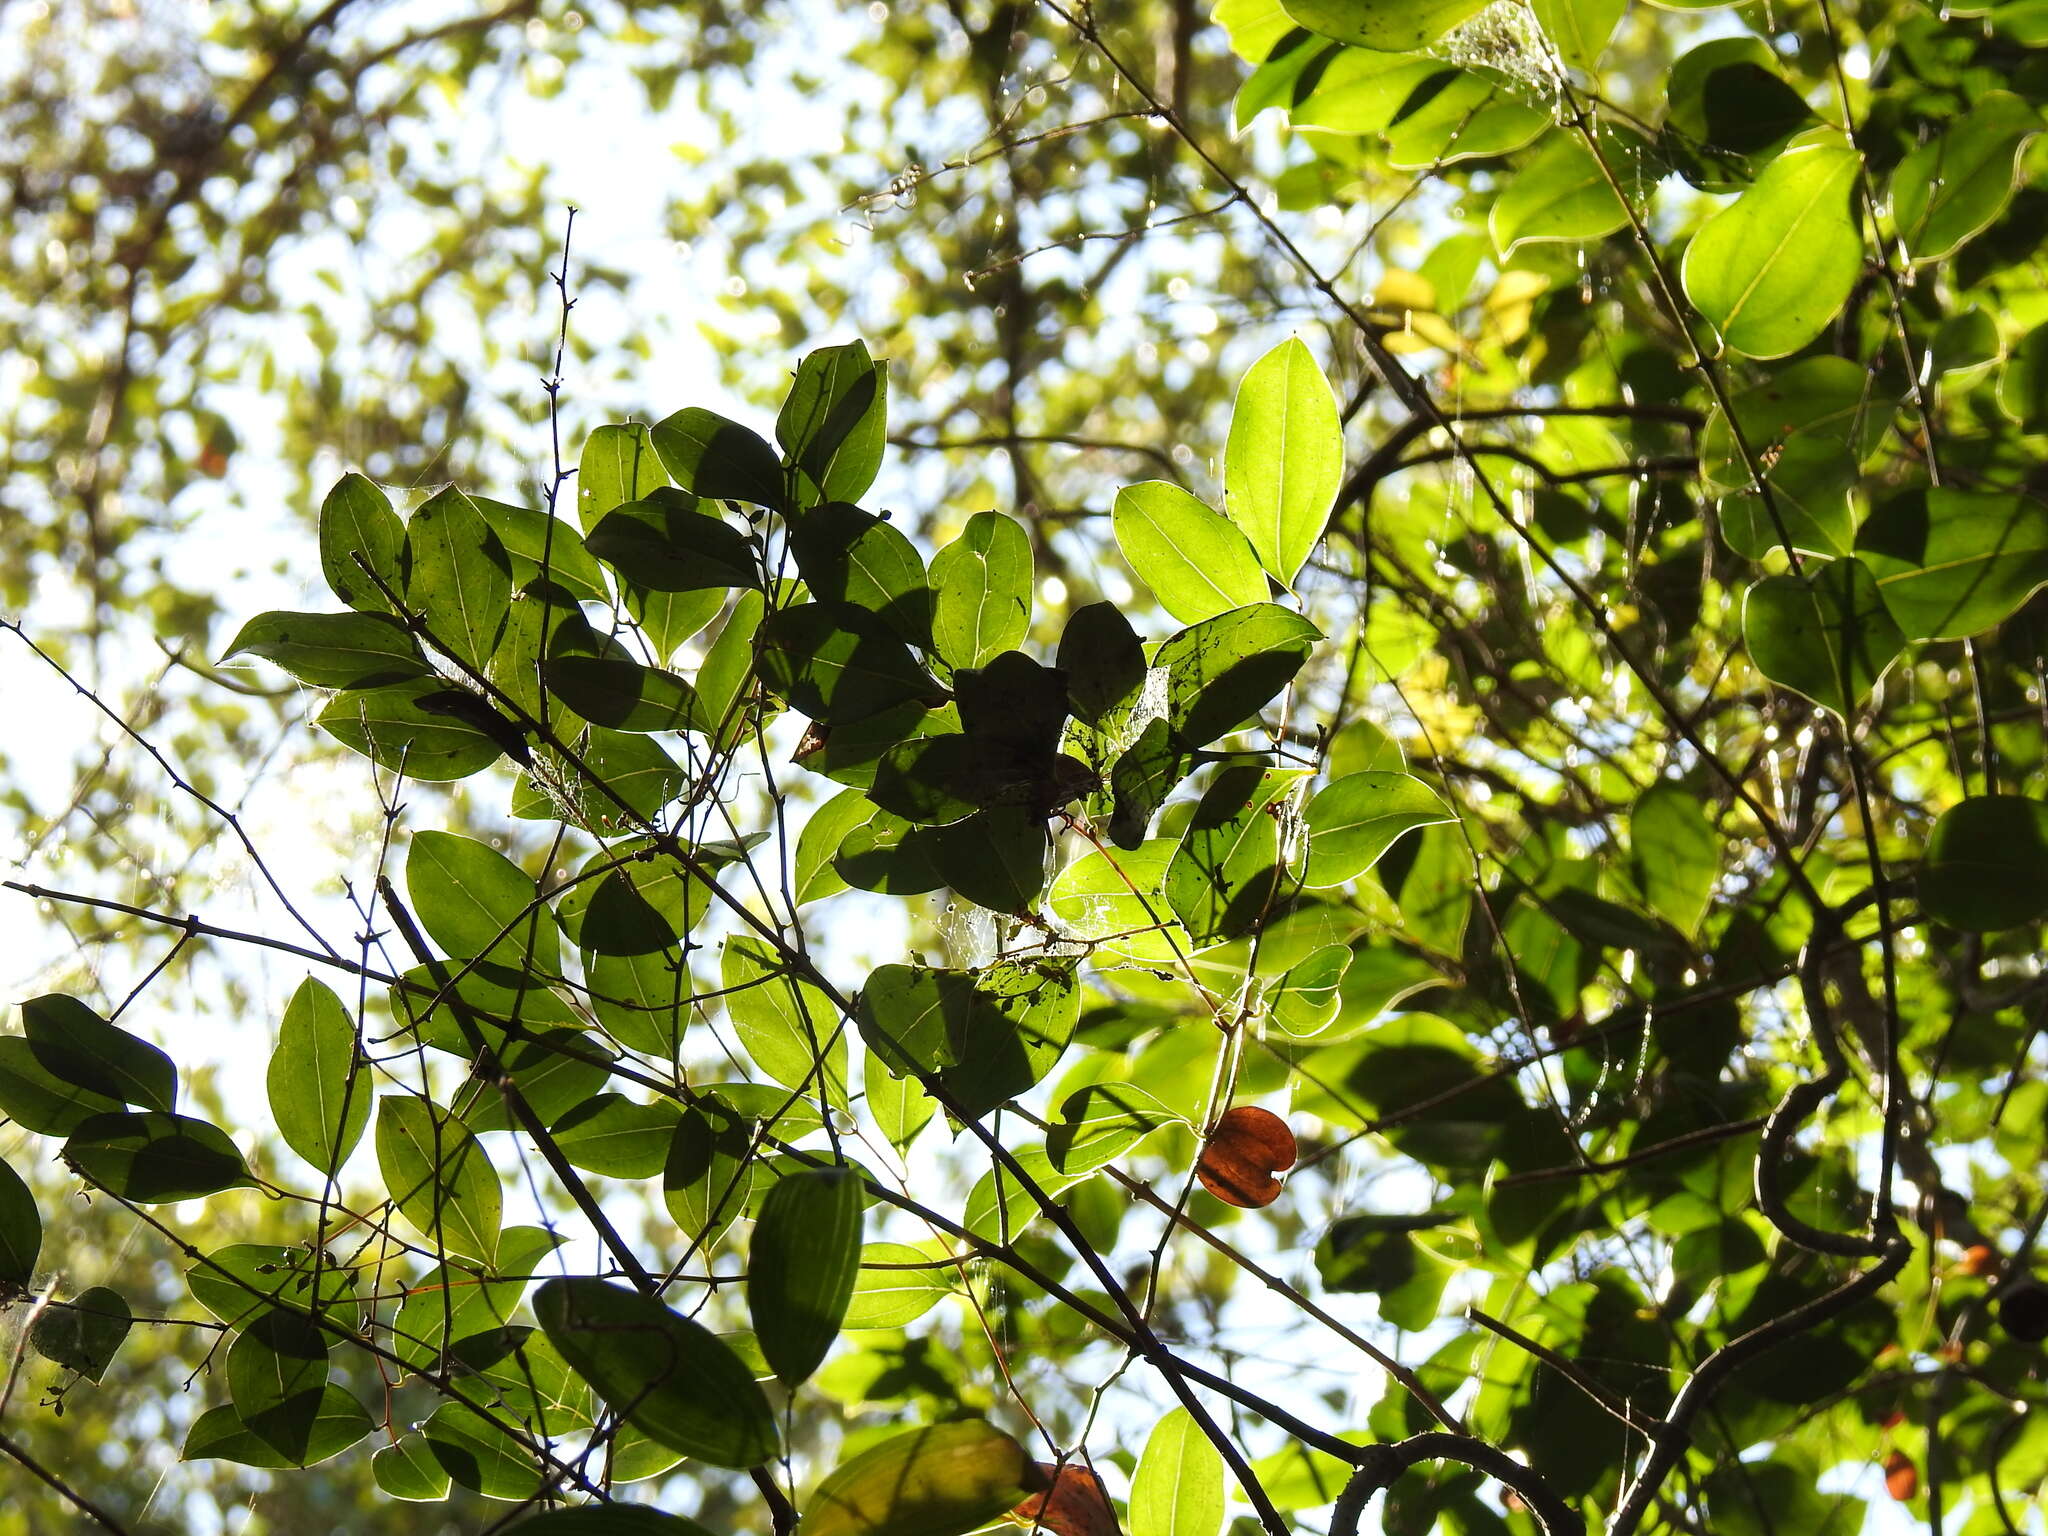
[0, 2, 1954, 1531]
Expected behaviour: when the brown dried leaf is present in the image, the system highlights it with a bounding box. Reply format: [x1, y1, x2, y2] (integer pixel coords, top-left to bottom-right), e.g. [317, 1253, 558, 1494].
[1010, 1461, 1120, 1536]
[1195, 1105, 1297, 1209]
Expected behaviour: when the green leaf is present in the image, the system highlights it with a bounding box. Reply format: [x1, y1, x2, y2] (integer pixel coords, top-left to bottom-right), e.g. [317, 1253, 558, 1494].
[749, 1163, 864, 1385]
[1717, 437, 1859, 561]
[461, 1026, 615, 1133]
[865, 1050, 937, 1151]
[1048, 838, 1186, 967]
[1919, 796, 2048, 931]
[1382, 68, 1548, 169]
[844, 1241, 952, 1330]
[0, 1154, 39, 1286]
[1130, 1408, 1226, 1536]
[1681, 133, 1863, 359]
[1059, 601, 1147, 727]
[183, 1384, 372, 1468]
[938, 959, 1080, 1119]
[802, 1420, 1033, 1536]
[760, 601, 939, 725]
[185, 1243, 360, 1329]
[28, 1286, 129, 1380]
[1166, 766, 1306, 945]
[408, 830, 558, 974]
[1279, 0, 1491, 51]
[1666, 38, 1817, 188]
[1109, 718, 1195, 848]
[520, 728, 684, 832]
[1159, 602, 1321, 747]
[788, 501, 932, 645]
[835, 802, 946, 895]
[267, 977, 369, 1175]
[1857, 487, 2048, 641]
[928, 806, 1050, 913]
[1270, 943, 1353, 1036]
[1742, 559, 1902, 718]
[372, 1438, 452, 1502]
[222, 609, 430, 690]
[1047, 1082, 1182, 1174]
[501, 1509, 716, 1535]
[422, 1400, 545, 1498]
[779, 339, 889, 505]
[1890, 92, 2039, 263]
[662, 1095, 756, 1246]
[1630, 783, 1720, 937]
[1530, 0, 1625, 70]
[476, 497, 613, 604]
[1113, 481, 1268, 624]
[550, 1093, 679, 1178]
[387, 1227, 564, 1372]
[404, 485, 514, 672]
[584, 498, 759, 592]
[2002, 322, 2048, 429]
[1301, 772, 1456, 887]
[723, 936, 850, 1105]
[227, 1308, 330, 1461]
[319, 473, 406, 615]
[317, 678, 511, 780]
[577, 422, 670, 533]
[546, 657, 703, 732]
[0, 1037, 122, 1136]
[856, 964, 970, 1077]
[62, 1112, 252, 1202]
[795, 788, 874, 905]
[1489, 132, 1630, 254]
[1224, 338, 1342, 585]
[20, 994, 176, 1112]
[929, 511, 1033, 671]
[650, 407, 786, 508]
[375, 1094, 502, 1263]
[1700, 355, 1899, 495]
[695, 589, 767, 739]
[534, 1276, 781, 1468]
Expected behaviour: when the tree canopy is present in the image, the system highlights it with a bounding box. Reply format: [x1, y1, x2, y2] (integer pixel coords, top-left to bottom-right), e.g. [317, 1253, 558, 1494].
[5, 0, 2048, 1534]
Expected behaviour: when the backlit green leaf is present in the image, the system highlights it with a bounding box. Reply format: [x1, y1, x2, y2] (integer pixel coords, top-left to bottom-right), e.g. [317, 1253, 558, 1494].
[577, 422, 669, 533]
[1858, 487, 2048, 641]
[1159, 602, 1321, 747]
[1891, 91, 2039, 262]
[0, 1154, 39, 1286]
[1224, 338, 1342, 585]
[29, 1285, 130, 1381]
[404, 485, 513, 671]
[802, 1420, 1033, 1536]
[749, 1163, 864, 1385]
[375, 1094, 501, 1263]
[1682, 133, 1862, 359]
[319, 473, 408, 615]
[1301, 772, 1455, 888]
[184, 1384, 372, 1469]
[650, 407, 786, 508]
[267, 977, 369, 1175]
[222, 609, 430, 690]
[760, 602, 939, 725]
[21, 994, 176, 1113]
[1919, 796, 2048, 931]
[1742, 558, 1902, 717]
[1114, 480, 1268, 624]
[1630, 782, 1720, 936]
[63, 1111, 252, 1203]
[407, 829, 558, 974]
[1489, 132, 1630, 254]
[535, 1276, 781, 1468]
[227, 1308, 330, 1462]
[1279, 0, 1491, 51]
[317, 678, 511, 780]
[779, 339, 888, 506]
[929, 511, 1033, 671]
[1130, 1408, 1226, 1536]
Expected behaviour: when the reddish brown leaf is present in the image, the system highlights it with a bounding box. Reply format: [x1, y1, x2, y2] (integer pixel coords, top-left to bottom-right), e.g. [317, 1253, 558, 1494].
[1960, 1243, 1998, 1277]
[1196, 1105, 1297, 1209]
[1884, 1451, 1918, 1501]
[1010, 1461, 1120, 1536]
